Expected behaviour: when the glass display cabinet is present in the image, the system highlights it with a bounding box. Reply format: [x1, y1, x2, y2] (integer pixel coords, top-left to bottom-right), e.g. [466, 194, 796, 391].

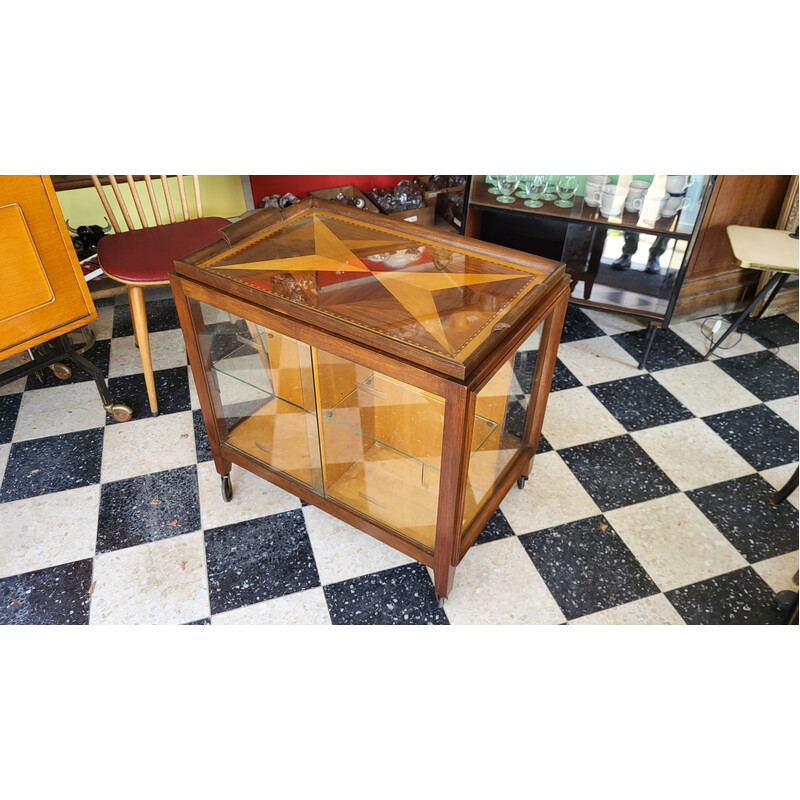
[170, 198, 569, 600]
[463, 175, 716, 367]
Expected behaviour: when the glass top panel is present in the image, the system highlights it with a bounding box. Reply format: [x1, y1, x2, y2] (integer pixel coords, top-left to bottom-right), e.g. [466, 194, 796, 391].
[195, 209, 548, 364]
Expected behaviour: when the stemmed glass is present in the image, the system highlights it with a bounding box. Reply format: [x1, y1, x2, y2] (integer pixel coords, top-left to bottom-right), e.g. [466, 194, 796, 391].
[519, 175, 546, 208]
[554, 175, 578, 208]
[496, 175, 520, 203]
[486, 175, 502, 195]
[541, 175, 559, 201]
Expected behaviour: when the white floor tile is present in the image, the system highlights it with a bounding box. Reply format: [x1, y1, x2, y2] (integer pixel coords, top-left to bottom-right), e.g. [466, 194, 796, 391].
[776, 343, 798, 371]
[211, 587, 331, 624]
[434, 538, 566, 625]
[569, 593, 685, 625]
[303, 505, 413, 586]
[0, 353, 29, 396]
[671, 317, 763, 358]
[0, 485, 100, 579]
[541, 386, 626, 450]
[101, 410, 196, 482]
[0, 443, 9, 487]
[108, 329, 188, 378]
[652, 361, 760, 418]
[12, 381, 108, 442]
[751, 551, 799, 594]
[632, 418, 753, 491]
[580, 308, 646, 335]
[89, 304, 116, 341]
[500, 450, 601, 534]
[557, 335, 641, 385]
[606, 493, 748, 592]
[197, 460, 302, 531]
[89, 531, 209, 625]
[765, 396, 799, 430]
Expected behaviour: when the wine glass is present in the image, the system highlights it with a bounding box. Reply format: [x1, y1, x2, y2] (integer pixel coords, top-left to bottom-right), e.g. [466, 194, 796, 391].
[541, 175, 559, 201]
[554, 175, 578, 208]
[486, 175, 502, 195]
[496, 175, 520, 203]
[519, 175, 546, 208]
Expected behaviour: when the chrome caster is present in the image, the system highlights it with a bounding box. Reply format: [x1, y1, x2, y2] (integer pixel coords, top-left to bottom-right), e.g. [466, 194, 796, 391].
[221, 474, 233, 503]
[105, 403, 133, 423]
[50, 362, 72, 380]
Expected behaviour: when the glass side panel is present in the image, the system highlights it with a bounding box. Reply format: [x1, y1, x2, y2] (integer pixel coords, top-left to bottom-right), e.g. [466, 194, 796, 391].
[462, 321, 543, 531]
[194, 301, 323, 492]
[193, 209, 548, 365]
[563, 224, 687, 318]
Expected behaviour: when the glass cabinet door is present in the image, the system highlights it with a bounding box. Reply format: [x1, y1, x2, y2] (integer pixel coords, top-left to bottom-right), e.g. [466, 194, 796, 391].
[193, 300, 324, 492]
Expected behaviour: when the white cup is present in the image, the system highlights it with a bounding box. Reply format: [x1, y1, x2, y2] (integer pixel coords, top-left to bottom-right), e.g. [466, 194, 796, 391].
[665, 175, 694, 194]
[624, 180, 652, 212]
[661, 195, 690, 217]
[599, 184, 627, 217]
[641, 193, 667, 222]
[583, 175, 608, 207]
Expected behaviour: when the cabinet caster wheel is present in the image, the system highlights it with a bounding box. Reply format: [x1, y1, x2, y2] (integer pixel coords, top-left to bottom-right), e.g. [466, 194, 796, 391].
[775, 590, 798, 613]
[517, 476, 527, 490]
[221, 474, 233, 503]
[50, 362, 72, 380]
[107, 404, 133, 423]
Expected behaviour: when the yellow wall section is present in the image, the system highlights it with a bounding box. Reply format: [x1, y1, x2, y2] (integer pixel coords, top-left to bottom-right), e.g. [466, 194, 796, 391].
[55, 176, 247, 228]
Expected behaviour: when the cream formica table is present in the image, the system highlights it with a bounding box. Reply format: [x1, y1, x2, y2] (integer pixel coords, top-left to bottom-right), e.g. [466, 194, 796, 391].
[704, 225, 799, 358]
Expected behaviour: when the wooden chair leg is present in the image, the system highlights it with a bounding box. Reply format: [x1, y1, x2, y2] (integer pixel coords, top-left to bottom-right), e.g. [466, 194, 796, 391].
[128, 285, 159, 414]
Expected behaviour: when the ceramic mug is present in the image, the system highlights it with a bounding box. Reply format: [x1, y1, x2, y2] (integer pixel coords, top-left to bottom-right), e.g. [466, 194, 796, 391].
[583, 175, 608, 207]
[600, 184, 627, 217]
[641, 193, 667, 222]
[665, 175, 694, 194]
[624, 180, 652, 212]
[661, 195, 690, 217]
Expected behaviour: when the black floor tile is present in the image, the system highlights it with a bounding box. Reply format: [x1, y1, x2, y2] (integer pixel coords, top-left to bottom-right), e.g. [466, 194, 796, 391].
[0, 428, 104, 502]
[686, 473, 799, 563]
[725, 313, 799, 349]
[612, 328, 704, 371]
[665, 567, 784, 624]
[204, 510, 319, 615]
[560, 304, 607, 343]
[106, 366, 192, 422]
[193, 409, 214, 462]
[112, 298, 181, 338]
[185, 617, 211, 625]
[518, 515, 659, 620]
[514, 351, 581, 394]
[474, 509, 516, 546]
[96, 465, 201, 554]
[24, 339, 111, 392]
[589, 374, 694, 431]
[323, 562, 447, 625]
[702, 404, 798, 471]
[712, 351, 798, 402]
[0, 392, 22, 445]
[559, 434, 680, 511]
[0, 558, 93, 624]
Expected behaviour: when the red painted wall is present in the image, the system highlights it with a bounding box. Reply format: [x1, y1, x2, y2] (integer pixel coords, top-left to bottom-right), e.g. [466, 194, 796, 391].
[248, 175, 415, 202]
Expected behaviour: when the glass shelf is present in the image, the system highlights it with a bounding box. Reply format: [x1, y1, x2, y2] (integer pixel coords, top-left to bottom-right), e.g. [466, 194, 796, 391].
[469, 176, 712, 239]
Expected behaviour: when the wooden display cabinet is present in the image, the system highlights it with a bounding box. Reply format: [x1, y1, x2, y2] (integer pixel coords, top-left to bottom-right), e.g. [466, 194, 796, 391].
[170, 198, 568, 599]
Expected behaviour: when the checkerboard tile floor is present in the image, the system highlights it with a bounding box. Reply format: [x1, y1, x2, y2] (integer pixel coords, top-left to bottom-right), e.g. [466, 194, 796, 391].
[1, 289, 797, 625]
